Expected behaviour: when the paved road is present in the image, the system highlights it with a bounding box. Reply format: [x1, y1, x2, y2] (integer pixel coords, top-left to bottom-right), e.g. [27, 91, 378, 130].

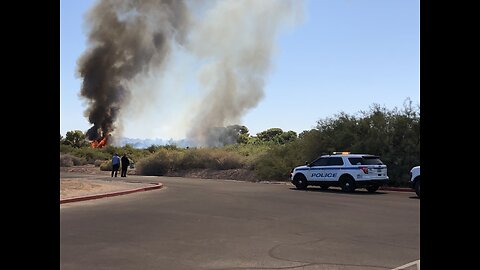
[60, 176, 420, 270]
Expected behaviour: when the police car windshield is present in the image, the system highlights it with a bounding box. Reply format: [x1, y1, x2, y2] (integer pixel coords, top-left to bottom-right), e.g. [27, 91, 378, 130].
[348, 156, 383, 165]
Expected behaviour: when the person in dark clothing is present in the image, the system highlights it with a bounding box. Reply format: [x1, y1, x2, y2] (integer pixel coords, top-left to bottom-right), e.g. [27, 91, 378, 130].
[111, 153, 120, 177]
[121, 153, 130, 177]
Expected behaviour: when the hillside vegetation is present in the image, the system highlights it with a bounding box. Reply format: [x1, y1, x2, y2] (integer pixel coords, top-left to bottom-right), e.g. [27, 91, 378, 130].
[60, 101, 419, 187]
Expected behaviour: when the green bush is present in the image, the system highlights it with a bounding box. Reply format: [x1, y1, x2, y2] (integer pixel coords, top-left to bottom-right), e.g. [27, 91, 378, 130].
[251, 100, 419, 186]
[60, 143, 152, 167]
[136, 148, 245, 175]
[224, 143, 271, 169]
[175, 148, 244, 170]
[210, 149, 243, 170]
[60, 144, 75, 154]
[136, 149, 171, 175]
[253, 142, 303, 181]
[72, 147, 111, 164]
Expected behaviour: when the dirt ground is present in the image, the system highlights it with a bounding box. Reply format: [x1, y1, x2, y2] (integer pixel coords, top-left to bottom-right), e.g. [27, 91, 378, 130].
[60, 179, 149, 200]
[60, 165, 121, 175]
[60, 165, 146, 200]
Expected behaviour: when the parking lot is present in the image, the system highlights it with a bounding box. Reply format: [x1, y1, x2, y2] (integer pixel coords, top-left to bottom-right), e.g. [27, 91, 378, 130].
[61, 176, 419, 270]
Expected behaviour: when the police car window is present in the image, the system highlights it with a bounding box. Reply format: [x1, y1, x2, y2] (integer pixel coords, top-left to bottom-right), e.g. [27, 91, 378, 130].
[362, 156, 384, 165]
[348, 158, 362, 165]
[348, 157, 384, 165]
[310, 158, 328, 166]
[327, 157, 344, 166]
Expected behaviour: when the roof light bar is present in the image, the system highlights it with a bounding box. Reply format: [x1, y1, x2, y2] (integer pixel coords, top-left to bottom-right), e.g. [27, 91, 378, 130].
[332, 151, 350, 155]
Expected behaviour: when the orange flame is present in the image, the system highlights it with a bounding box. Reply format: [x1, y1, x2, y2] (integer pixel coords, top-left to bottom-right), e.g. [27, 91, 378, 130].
[91, 135, 108, 148]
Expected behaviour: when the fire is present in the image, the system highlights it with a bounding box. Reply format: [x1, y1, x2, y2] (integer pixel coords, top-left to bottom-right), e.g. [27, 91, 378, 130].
[91, 135, 108, 148]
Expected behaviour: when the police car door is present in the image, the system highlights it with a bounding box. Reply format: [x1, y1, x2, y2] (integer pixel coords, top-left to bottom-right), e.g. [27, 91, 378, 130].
[308, 157, 329, 182]
[326, 157, 344, 181]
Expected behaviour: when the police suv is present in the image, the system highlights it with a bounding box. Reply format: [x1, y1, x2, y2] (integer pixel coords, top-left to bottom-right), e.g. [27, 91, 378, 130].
[290, 152, 389, 192]
[409, 166, 420, 198]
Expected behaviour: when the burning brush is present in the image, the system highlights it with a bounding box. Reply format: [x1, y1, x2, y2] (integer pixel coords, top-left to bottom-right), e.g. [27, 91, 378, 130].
[86, 125, 110, 149]
[91, 136, 108, 148]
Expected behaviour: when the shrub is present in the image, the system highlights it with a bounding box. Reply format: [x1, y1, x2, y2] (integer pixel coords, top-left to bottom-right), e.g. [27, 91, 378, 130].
[209, 149, 243, 170]
[60, 144, 75, 154]
[94, 160, 104, 167]
[178, 148, 209, 169]
[224, 143, 271, 169]
[60, 143, 152, 167]
[176, 148, 243, 170]
[60, 154, 73, 167]
[136, 147, 245, 176]
[136, 150, 171, 175]
[253, 143, 302, 181]
[99, 160, 112, 171]
[72, 156, 87, 166]
[60, 154, 87, 167]
[72, 147, 111, 164]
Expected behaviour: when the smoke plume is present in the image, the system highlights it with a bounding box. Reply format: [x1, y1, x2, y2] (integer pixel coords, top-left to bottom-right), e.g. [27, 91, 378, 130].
[77, 0, 303, 146]
[78, 0, 190, 140]
[186, 0, 303, 146]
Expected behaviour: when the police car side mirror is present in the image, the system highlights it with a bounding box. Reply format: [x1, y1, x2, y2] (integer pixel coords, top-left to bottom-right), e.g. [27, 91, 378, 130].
[305, 161, 310, 166]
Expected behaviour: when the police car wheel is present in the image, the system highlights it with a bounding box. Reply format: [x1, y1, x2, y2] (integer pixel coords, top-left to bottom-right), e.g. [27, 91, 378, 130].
[415, 179, 420, 198]
[320, 185, 330, 190]
[293, 174, 308, 190]
[340, 177, 356, 193]
[366, 185, 379, 193]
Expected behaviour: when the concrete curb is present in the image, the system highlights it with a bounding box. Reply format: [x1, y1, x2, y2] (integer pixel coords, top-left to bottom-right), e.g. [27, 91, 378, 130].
[379, 187, 414, 192]
[60, 182, 163, 204]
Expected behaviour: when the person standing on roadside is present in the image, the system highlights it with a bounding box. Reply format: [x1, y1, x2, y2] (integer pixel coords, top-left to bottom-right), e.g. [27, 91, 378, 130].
[111, 153, 120, 177]
[121, 153, 130, 177]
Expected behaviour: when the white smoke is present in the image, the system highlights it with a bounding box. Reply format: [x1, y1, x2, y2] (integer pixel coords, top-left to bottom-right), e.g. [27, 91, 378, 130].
[115, 0, 304, 146]
[185, 0, 304, 146]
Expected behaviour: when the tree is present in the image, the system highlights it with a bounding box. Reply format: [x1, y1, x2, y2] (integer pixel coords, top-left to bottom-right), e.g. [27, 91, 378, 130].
[227, 125, 250, 144]
[227, 125, 249, 136]
[64, 130, 88, 148]
[278, 130, 297, 144]
[256, 128, 297, 144]
[257, 128, 284, 142]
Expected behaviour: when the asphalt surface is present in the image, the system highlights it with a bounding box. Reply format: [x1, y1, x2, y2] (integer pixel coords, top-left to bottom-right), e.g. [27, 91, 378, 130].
[60, 176, 420, 270]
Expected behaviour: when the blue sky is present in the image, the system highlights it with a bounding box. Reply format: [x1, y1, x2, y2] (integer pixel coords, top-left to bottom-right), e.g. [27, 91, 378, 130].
[60, 0, 419, 139]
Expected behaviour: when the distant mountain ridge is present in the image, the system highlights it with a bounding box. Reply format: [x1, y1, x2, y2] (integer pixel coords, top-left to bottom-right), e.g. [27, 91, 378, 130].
[116, 137, 191, 148]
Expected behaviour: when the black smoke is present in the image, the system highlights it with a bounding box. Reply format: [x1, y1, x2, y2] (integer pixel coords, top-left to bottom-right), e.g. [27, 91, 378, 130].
[78, 0, 190, 140]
